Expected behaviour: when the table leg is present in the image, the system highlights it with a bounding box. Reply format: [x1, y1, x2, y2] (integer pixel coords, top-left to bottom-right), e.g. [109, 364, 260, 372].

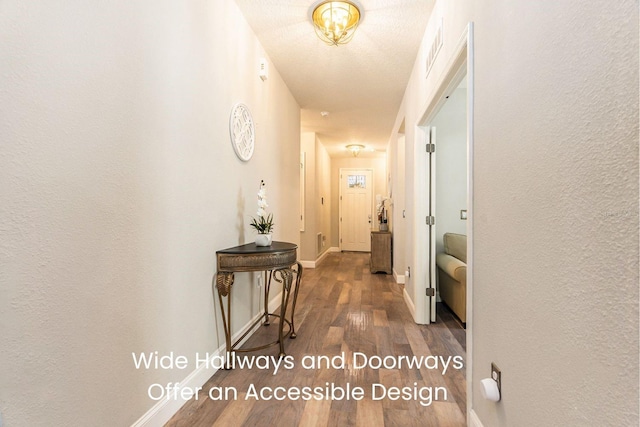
[215, 272, 234, 368]
[288, 262, 303, 339]
[273, 268, 294, 358]
[263, 271, 272, 326]
[215, 264, 300, 360]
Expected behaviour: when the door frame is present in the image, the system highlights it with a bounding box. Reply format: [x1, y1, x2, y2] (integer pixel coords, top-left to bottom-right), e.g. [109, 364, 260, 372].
[338, 168, 374, 251]
[411, 21, 474, 421]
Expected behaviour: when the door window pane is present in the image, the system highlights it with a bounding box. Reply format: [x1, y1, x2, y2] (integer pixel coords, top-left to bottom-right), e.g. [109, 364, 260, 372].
[348, 175, 366, 188]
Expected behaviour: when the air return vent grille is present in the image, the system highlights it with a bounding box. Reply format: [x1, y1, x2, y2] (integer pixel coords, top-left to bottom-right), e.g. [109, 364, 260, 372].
[425, 19, 443, 78]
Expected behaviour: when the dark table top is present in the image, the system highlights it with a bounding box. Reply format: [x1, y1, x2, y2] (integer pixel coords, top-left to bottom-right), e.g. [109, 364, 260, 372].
[216, 241, 297, 255]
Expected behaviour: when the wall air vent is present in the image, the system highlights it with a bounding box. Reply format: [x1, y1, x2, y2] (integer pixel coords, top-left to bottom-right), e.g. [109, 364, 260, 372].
[425, 18, 443, 78]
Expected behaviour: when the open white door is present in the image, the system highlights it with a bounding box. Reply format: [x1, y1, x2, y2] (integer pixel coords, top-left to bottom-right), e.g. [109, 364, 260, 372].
[427, 127, 437, 323]
[412, 125, 436, 325]
[340, 169, 373, 252]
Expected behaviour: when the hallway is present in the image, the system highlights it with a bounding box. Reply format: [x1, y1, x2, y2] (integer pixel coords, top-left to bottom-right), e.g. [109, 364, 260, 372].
[167, 252, 466, 426]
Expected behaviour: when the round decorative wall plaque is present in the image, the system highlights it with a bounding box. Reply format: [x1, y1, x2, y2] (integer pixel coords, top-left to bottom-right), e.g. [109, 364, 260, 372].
[229, 103, 255, 162]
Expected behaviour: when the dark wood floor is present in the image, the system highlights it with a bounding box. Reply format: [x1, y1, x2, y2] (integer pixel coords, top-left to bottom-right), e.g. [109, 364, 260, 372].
[166, 252, 466, 426]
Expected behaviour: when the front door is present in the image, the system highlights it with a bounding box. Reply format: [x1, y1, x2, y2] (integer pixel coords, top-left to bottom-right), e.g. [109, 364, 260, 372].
[340, 169, 373, 252]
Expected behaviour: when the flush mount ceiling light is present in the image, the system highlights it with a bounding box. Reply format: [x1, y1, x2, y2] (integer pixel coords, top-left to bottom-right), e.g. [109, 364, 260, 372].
[311, 1, 361, 46]
[346, 144, 365, 157]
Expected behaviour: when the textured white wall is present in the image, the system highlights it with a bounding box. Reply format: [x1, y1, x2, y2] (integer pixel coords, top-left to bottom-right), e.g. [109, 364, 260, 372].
[392, 0, 639, 425]
[471, 1, 638, 425]
[300, 133, 332, 262]
[316, 140, 332, 256]
[0, 1, 300, 425]
[391, 135, 407, 279]
[300, 132, 317, 261]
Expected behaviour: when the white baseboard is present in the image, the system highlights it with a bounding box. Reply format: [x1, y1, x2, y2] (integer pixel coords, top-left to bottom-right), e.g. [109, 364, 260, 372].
[300, 247, 340, 269]
[469, 409, 484, 427]
[130, 354, 220, 427]
[393, 269, 405, 284]
[403, 287, 416, 320]
[131, 291, 283, 426]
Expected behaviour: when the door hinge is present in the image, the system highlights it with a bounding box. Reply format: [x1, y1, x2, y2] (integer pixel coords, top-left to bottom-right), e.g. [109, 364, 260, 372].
[426, 288, 435, 297]
[426, 143, 435, 153]
[426, 216, 435, 226]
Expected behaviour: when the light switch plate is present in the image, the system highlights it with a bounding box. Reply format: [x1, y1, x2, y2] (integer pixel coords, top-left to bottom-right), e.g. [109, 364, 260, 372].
[491, 362, 502, 397]
[460, 210, 468, 220]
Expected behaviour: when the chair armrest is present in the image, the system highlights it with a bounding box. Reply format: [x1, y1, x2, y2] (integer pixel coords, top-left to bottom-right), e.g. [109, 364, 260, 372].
[436, 253, 467, 282]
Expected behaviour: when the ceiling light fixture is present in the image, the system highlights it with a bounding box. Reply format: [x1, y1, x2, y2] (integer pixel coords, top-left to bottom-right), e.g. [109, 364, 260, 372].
[311, 1, 361, 46]
[346, 144, 365, 157]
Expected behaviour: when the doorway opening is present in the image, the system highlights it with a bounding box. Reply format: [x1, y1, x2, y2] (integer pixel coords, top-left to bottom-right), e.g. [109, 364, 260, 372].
[412, 22, 474, 422]
[431, 76, 468, 327]
[413, 25, 473, 326]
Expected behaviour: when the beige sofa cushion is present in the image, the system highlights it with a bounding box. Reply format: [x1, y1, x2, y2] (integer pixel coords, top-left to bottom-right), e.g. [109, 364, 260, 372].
[443, 233, 467, 263]
[436, 253, 466, 282]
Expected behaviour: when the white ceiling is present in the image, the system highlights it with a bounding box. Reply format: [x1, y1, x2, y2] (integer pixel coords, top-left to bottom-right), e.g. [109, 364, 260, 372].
[234, 0, 435, 157]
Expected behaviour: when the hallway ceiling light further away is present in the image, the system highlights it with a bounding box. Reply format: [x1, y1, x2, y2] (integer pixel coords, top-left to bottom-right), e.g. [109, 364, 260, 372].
[311, 1, 361, 46]
[346, 144, 365, 157]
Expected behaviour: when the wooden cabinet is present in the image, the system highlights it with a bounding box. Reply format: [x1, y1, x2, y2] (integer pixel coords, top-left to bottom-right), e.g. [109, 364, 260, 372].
[370, 231, 392, 274]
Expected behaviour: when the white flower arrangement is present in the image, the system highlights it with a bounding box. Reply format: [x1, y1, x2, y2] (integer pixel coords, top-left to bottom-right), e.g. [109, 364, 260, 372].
[250, 180, 274, 234]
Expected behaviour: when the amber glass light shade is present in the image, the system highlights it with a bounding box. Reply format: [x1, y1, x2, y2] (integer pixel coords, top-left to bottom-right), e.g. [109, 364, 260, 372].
[312, 1, 361, 46]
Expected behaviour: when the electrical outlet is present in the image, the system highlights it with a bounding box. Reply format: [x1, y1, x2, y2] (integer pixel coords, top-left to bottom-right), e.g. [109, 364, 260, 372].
[491, 363, 502, 396]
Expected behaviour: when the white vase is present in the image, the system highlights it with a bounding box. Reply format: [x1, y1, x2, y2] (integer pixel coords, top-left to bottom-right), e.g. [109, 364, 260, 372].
[255, 233, 272, 247]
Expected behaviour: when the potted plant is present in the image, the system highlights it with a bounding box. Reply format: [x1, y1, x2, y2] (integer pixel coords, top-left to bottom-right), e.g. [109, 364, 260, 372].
[250, 180, 274, 246]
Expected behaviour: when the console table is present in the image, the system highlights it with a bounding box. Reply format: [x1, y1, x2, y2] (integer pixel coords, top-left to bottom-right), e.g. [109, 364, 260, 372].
[215, 241, 302, 360]
[370, 231, 392, 274]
